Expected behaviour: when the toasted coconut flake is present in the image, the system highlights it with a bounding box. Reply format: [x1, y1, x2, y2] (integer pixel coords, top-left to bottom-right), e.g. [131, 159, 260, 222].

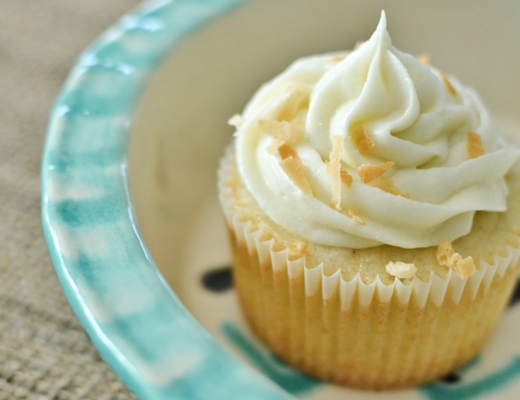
[259, 119, 305, 154]
[436, 240, 475, 278]
[258, 119, 281, 135]
[371, 176, 410, 198]
[291, 119, 305, 130]
[278, 144, 298, 160]
[340, 169, 353, 188]
[277, 81, 309, 122]
[351, 126, 375, 155]
[326, 135, 344, 210]
[385, 261, 417, 279]
[416, 53, 430, 66]
[279, 147, 313, 197]
[260, 120, 284, 153]
[441, 73, 457, 95]
[281, 121, 305, 143]
[453, 256, 476, 279]
[271, 141, 286, 155]
[437, 240, 455, 266]
[358, 162, 395, 183]
[266, 140, 284, 154]
[287, 241, 310, 257]
[348, 209, 365, 225]
[228, 114, 243, 128]
[467, 131, 485, 159]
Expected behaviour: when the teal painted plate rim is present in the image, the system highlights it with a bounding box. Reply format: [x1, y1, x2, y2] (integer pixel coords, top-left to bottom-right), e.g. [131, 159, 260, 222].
[40, 1, 520, 399]
[41, 1, 291, 399]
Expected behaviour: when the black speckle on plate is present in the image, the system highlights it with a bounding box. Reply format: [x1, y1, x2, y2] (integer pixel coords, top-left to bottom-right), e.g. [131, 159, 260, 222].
[201, 266, 233, 292]
[440, 372, 461, 384]
[508, 279, 520, 307]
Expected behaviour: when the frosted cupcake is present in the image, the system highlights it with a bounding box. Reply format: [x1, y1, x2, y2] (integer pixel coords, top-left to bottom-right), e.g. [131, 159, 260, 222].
[218, 12, 520, 389]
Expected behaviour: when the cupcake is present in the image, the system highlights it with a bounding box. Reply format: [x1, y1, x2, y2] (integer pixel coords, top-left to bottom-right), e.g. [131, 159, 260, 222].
[218, 11, 520, 389]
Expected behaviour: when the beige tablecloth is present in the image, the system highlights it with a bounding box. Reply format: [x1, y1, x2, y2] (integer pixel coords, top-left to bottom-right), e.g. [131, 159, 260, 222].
[0, 1, 142, 398]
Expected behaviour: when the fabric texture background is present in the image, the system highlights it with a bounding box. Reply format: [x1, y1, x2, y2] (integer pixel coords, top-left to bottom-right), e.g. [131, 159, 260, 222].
[0, 0, 142, 398]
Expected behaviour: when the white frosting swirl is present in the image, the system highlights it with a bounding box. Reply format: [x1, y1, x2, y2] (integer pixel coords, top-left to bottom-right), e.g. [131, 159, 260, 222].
[234, 12, 519, 249]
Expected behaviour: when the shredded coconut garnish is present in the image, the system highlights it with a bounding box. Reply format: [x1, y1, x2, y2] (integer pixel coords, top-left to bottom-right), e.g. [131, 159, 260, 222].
[351, 126, 375, 155]
[453, 256, 477, 279]
[371, 176, 410, 198]
[436, 240, 454, 265]
[291, 119, 305, 130]
[277, 82, 309, 122]
[228, 114, 244, 128]
[436, 240, 476, 278]
[358, 162, 395, 183]
[385, 261, 417, 279]
[278, 143, 298, 159]
[259, 119, 305, 154]
[467, 131, 485, 159]
[348, 209, 364, 225]
[340, 169, 353, 188]
[278, 144, 313, 196]
[326, 135, 344, 210]
[416, 53, 430, 66]
[441, 73, 457, 96]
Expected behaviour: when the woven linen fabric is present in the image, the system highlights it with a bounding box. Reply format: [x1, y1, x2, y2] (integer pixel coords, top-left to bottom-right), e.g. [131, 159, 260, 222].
[0, 0, 142, 398]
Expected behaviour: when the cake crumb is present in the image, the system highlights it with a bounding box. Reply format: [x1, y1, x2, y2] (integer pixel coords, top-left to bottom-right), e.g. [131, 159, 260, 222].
[358, 162, 395, 183]
[348, 209, 365, 225]
[287, 241, 311, 257]
[259, 119, 304, 154]
[436, 240, 476, 278]
[441, 73, 457, 95]
[467, 131, 485, 159]
[228, 114, 243, 128]
[416, 53, 430, 66]
[326, 135, 344, 210]
[385, 261, 417, 279]
[351, 126, 375, 155]
[279, 145, 313, 197]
